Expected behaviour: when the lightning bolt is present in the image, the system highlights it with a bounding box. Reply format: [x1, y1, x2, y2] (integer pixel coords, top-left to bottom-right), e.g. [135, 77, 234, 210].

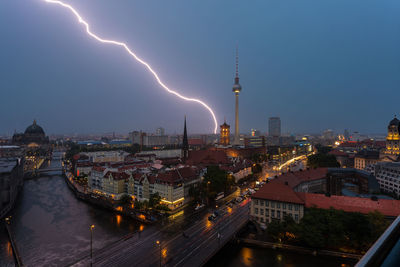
[43, 0, 218, 133]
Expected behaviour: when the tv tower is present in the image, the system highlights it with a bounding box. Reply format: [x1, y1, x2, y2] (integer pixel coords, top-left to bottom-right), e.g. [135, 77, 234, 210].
[232, 47, 242, 145]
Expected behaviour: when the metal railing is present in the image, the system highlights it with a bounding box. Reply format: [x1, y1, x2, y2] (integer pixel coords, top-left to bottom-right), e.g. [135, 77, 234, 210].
[356, 216, 400, 267]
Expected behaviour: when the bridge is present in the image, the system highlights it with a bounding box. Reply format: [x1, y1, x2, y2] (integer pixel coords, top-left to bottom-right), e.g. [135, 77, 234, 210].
[25, 167, 64, 175]
[70, 200, 250, 266]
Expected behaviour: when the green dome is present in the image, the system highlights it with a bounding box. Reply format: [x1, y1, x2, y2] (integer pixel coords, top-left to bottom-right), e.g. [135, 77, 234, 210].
[25, 120, 45, 135]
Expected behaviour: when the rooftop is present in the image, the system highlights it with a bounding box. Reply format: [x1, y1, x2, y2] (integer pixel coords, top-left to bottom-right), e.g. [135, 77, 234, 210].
[0, 158, 19, 173]
[276, 168, 328, 188]
[303, 193, 400, 217]
[252, 180, 304, 204]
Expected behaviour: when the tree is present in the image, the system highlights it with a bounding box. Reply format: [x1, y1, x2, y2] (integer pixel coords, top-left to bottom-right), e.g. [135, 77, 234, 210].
[315, 144, 332, 154]
[307, 153, 340, 168]
[267, 220, 285, 241]
[368, 211, 389, 242]
[149, 193, 161, 208]
[119, 194, 131, 205]
[203, 166, 231, 194]
[252, 163, 262, 174]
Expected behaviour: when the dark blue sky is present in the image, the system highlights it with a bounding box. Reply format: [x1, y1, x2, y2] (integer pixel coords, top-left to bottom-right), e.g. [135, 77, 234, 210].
[1, 0, 399, 135]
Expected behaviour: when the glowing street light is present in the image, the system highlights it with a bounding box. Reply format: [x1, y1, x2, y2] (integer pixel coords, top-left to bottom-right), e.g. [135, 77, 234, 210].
[156, 240, 161, 267]
[90, 224, 95, 266]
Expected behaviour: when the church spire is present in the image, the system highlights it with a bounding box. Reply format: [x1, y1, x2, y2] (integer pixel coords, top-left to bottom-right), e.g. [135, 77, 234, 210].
[182, 116, 189, 160]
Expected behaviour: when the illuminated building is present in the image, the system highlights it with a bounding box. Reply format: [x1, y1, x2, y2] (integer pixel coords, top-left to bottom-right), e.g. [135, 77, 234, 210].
[384, 116, 400, 158]
[251, 129, 260, 137]
[354, 150, 380, 170]
[244, 136, 265, 148]
[219, 120, 230, 146]
[232, 48, 242, 145]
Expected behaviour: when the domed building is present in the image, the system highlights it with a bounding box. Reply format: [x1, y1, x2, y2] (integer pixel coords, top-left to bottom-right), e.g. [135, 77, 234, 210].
[381, 116, 400, 161]
[12, 120, 49, 146]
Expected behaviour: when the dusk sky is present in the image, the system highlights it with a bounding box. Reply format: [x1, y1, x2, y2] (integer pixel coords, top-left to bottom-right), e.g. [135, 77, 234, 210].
[1, 0, 399, 135]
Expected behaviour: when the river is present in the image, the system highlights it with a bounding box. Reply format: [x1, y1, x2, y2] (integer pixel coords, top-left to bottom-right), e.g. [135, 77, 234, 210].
[1, 152, 357, 266]
[0, 152, 143, 266]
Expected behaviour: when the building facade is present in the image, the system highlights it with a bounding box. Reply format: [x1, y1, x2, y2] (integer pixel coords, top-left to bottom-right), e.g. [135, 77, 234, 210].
[219, 121, 230, 146]
[354, 150, 380, 170]
[0, 158, 24, 218]
[373, 162, 400, 198]
[383, 116, 400, 159]
[12, 120, 49, 146]
[268, 117, 281, 137]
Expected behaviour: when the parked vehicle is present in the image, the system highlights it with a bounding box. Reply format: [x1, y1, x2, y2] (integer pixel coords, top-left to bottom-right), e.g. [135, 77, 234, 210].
[195, 203, 205, 211]
[208, 215, 216, 221]
[235, 197, 243, 203]
[215, 192, 225, 201]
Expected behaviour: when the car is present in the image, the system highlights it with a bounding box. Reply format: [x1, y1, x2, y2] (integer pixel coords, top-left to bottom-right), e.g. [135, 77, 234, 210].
[208, 214, 217, 221]
[195, 204, 205, 211]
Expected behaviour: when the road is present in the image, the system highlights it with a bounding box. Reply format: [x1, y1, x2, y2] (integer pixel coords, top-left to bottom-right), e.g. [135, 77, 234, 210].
[71, 199, 250, 267]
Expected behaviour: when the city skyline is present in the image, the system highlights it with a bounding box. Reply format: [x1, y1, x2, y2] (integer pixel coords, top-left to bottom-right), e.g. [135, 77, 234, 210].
[1, 0, 400, 135]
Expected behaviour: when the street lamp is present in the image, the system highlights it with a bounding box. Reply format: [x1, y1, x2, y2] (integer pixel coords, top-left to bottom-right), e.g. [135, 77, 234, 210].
[156, 240, 161, 267]
[5, 216, 11, 224]
[90, 225, 95, 267]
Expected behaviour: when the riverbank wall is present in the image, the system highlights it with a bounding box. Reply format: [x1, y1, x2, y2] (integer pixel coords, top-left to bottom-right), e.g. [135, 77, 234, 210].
[4, 221, 23, 266]
[63, 172, 155, 224]
[237, 238, 362, 260]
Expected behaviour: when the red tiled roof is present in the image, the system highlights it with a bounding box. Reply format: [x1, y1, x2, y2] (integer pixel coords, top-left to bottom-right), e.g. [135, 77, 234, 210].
[186, 149, 230, 166]
[160, 157, 181, 165]
[132, 173, 143, 181]
[105, 171, 130, 180]
[252, 180, 304, 204]
[276, 168, 328, 188]
[303, 193, 400, 217]
[76, 162, 93, 167]
[177, 167, 198, 182]
[92, 166, 106, 172]
[339, 141, 359, 148]
[156, 167, 198, 184]
[188, 138, 205, 146]
[328, 150, 348, 157]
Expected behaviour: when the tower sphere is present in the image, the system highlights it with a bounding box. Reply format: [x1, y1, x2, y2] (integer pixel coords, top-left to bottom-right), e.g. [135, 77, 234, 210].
[232, 83, 242, 93]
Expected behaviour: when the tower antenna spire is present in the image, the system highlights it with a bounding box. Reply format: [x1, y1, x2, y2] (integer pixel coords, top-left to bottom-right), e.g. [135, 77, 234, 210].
[235, 45, 239, 80]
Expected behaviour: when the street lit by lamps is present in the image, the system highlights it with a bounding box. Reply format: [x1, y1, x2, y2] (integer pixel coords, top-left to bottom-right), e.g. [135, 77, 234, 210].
[90, 225, 95, 267]
[5, 216, 12, 225]
[156, 240, 161, 267]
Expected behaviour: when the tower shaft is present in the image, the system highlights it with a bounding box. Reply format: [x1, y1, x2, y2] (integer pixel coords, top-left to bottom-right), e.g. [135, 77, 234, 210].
[234, 93, 240, 145]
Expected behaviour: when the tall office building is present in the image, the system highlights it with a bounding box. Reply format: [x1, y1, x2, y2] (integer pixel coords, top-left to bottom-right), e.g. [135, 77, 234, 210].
[156, 127, 165, 136]
[232, 47, 242, 145]
[268, 117, 281, 137]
